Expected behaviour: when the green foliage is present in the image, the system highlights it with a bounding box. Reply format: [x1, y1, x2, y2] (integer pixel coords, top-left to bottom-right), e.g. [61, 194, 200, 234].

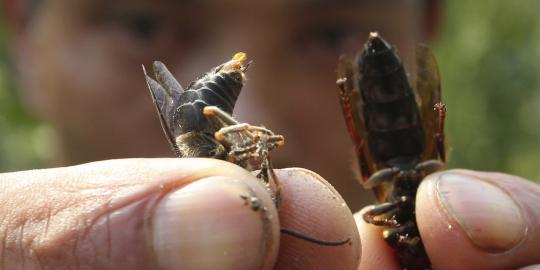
[433, 0, 540, 181]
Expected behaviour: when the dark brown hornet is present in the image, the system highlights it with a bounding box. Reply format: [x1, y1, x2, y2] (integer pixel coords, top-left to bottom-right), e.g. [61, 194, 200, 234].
[336, 32, 447, 269]
[143, 52, 349, 246]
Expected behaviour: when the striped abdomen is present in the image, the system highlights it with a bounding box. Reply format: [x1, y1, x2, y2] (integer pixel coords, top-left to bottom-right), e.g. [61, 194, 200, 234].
[173, 71, 243, 135]
[358, 35, 425, 167]
[144, 53, 248, 157]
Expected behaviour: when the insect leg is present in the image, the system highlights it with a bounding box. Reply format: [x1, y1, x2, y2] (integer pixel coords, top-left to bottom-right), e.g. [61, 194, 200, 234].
[362, 196, 408, 227]
[336, 56, 377, 183]
[214, 123, 252, 142]
[364, 167, 399, 189]
[382, 221, 418, 245]
[230, 144, 258, 155]
[383, 221, 431, 270]
[256, 156, 281, 206]
[416, 43, 444, 165]
[250, 128, 284, 146]
[266, 135, 285, 145]
[245, 125, 278, 136]
[414, 159, 444, 176]
[228, 144, 258, 167]
[203, 105, 240, 127]
[434, 102, 447, 162]
[216, 123, 251, 134]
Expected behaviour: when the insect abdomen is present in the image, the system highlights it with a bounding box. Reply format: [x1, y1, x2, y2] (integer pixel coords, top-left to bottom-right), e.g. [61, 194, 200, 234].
[174, 72, 243, 135]
[358, 34, 424, 165]
[190, 73, 242, 115]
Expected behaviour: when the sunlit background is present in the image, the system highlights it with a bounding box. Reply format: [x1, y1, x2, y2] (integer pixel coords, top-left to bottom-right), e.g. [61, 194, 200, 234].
[1, 1, 539, 183]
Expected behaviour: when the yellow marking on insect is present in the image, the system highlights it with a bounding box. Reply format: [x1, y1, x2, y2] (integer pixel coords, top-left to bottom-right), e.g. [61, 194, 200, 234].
[232, 52, 247, 62]
[215, 131, 224, 142]
[369, 32, 379, 39]
[220, 52, 249, 74]
[202, 106, 214, 116]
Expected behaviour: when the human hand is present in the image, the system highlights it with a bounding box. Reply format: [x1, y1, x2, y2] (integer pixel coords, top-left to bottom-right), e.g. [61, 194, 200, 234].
[0, 158, 360, 269]
[356, 169, 540, 270]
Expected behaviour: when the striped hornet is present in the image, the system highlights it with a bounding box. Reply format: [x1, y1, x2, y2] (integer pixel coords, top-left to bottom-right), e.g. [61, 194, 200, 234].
[143, 53, 349, 246]
[143, 53, 282, 202]
[336, 33, 447, 269]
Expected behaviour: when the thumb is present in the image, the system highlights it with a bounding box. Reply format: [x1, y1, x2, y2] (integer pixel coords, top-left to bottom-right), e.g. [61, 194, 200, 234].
[0, 158, 279, 270]
[417, 169, 540, 270]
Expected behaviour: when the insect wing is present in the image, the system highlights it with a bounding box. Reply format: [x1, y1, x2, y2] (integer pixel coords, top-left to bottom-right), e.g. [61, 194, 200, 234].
[336, 55, 377, 185]
[336, 56, 361, 146]
[152, 61, 184, 99]
[143, 63, 183, 156]
[415, 44, 445, 161]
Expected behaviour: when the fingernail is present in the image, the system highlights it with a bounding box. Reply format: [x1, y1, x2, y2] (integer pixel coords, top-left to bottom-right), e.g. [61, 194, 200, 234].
[436, 173, 527, 252]
[152, 176, 276, 270]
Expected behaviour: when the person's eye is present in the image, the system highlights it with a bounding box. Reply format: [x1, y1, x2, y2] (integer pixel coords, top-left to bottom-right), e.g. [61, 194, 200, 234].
[113, 12, 161, 43]
[293, 23, 365, 59]
[313, 25, 356, 51]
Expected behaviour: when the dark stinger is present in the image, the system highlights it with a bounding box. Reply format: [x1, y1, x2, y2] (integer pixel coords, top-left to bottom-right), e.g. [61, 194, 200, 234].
[336, 32, 447, 269]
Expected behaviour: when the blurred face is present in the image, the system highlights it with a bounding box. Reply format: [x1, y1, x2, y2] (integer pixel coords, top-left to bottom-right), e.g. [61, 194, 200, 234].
[13, 0, 426, 208]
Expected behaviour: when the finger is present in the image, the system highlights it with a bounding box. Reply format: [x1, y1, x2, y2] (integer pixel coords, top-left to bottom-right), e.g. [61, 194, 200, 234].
[417, 169, 540, 269]
[0, 158, 279, 270]
[354, 211, 400, 270]
[518, 265, 540, 270]
[272, 168, 360, 269]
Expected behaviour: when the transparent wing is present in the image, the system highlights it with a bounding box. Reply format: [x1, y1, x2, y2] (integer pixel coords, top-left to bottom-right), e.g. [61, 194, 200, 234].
[337, 55, 378, 188]
[152, 61, 184, 100]
[415, 44, 445, 161]
[143, 63, 183, 156]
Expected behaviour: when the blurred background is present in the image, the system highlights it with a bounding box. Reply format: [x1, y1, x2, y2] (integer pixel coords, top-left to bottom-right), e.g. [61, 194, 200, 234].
[435, 0, 540, 182]
[0, 0, 539, 188]
[0, 15, 49, 170]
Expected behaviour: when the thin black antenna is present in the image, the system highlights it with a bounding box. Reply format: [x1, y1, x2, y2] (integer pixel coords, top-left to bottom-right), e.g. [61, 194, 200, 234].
[280, 228, 350, 246]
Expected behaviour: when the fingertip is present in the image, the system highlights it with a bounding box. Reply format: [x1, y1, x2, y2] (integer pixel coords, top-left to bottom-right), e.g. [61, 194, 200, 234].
[273, 168, 360, 269]
[417, 170, 540, 269]
[5, 159, 280, 269]
[518, 265, 540, 270]
[151, 176, 279, 270]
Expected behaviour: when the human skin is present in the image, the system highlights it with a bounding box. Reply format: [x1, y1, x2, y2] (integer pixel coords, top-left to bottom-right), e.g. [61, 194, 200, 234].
[2, 0, 431, 210]
[0, 159, 361, 269]
[2, 162, 540, 269]
[357, 170, 540, 270]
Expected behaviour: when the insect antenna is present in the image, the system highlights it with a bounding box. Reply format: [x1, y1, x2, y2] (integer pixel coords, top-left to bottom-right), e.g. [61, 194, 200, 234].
[241, 60, 253, 72]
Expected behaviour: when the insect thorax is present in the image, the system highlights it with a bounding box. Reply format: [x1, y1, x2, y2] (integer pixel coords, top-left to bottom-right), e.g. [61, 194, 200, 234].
[175, 131, 226, 158]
